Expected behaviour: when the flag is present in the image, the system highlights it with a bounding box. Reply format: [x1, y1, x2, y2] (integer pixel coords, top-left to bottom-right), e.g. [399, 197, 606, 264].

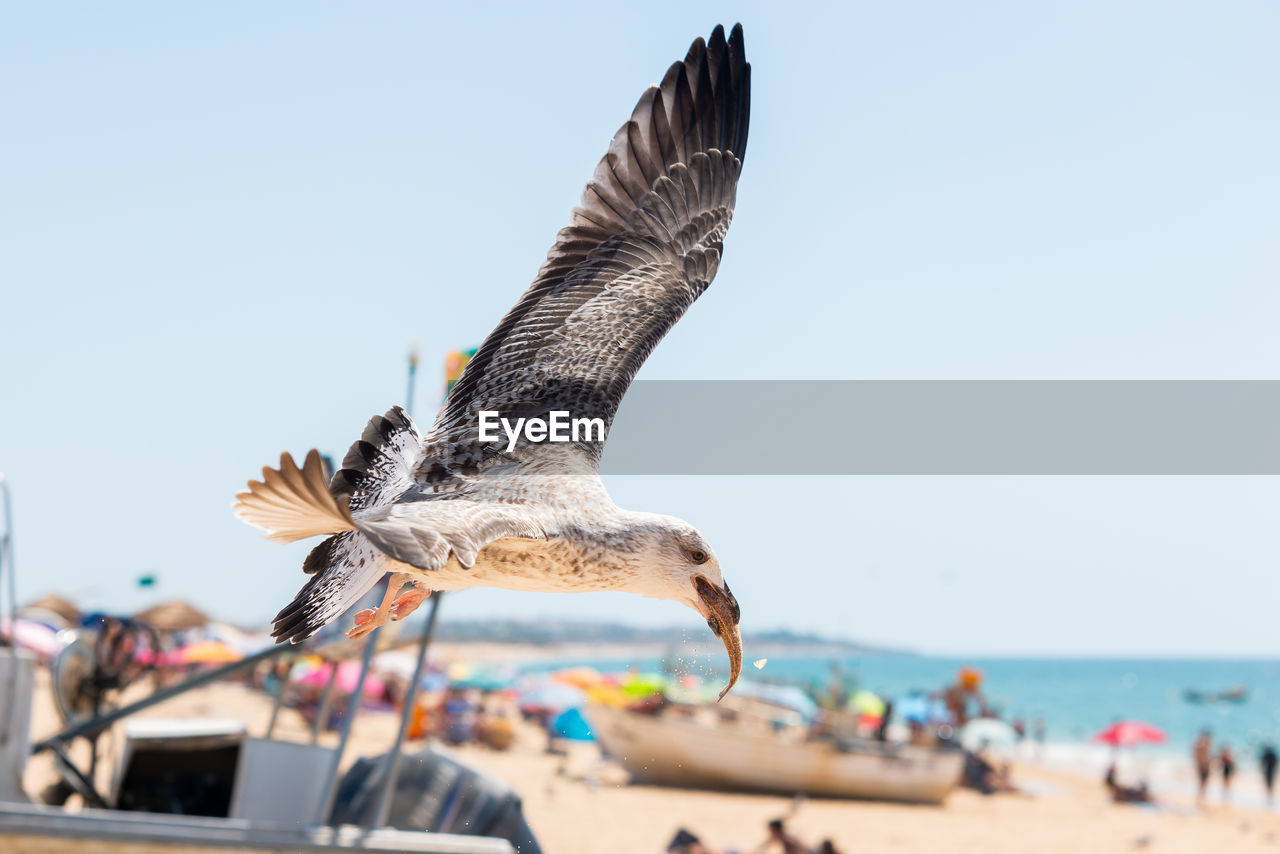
[444, 348, 477, 397]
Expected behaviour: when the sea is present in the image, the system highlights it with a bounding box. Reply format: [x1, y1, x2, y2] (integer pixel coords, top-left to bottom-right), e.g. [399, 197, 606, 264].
[524, 653, 1280, 788]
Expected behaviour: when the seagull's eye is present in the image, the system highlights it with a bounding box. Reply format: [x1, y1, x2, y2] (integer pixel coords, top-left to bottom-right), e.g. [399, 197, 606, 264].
[688, 548, 709, 565]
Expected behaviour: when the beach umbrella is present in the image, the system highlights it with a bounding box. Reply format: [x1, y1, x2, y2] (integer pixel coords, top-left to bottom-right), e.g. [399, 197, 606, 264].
[551, 666, 602, 689]
[297, 660, 385, 697]
[15, 608, 71, 632]
[200, 621, 263, 653]
[340, 661, 386, 697]
[20, 594, 81, 626]
[176, 640, 243, 665]
[848, 690, 887, 729]
[585, 684, 630, 708]
[849, 690, 887, 718]
[0, 618, 62, 659]
[619, 672, 667, 697]
[896, 696, 957, 727]
[518, 682, 585, 713]
[1093, 720, 1166, 747]
[552, 707, 594, 741]
[443, 661, 516, 691]
[960, 718, 1019, 753]
[134, 600, 210, 632]
[897, 694, 930, 723]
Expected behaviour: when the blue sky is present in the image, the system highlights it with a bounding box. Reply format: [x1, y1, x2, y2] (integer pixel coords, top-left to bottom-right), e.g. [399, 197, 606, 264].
[1, 2, 1276, 655]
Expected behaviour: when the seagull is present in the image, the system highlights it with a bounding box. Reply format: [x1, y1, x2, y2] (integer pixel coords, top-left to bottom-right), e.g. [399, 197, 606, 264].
[234, 24, 750, 697]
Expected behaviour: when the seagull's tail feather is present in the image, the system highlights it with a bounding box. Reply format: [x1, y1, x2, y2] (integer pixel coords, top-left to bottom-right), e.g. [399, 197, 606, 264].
[330, 406, 425, 512]
[257, 406, 424, 644]
[271, 532, 386, 644]
[233, 450, 357, 544]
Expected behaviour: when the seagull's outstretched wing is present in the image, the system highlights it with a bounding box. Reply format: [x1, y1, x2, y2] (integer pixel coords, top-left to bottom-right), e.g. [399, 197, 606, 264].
[433, 24, 750, 470]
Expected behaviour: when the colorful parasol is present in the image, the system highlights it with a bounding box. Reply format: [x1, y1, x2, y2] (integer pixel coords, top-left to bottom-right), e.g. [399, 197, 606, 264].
[0, 618, 62, 659]
[175, 639, 243, 665]
[1092, 720, 1167, 747]
[297, 659, 385, 697]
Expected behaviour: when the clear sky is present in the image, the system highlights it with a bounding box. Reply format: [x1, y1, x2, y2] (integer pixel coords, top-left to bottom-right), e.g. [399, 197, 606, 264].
[2, 2, 1276, 656]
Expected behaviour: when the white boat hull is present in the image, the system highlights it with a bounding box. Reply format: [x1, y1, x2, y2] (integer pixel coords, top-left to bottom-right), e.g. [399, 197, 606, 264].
[586, 705, 963, 804]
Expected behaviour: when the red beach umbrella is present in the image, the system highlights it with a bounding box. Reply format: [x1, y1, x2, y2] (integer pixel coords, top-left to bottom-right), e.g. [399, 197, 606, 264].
[1092, 720, 1167, 747]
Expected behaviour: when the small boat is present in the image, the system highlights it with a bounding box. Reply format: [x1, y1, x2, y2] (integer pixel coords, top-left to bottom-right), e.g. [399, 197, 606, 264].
[585, 703, 964, 804]
[1182, 686, 1248, 705]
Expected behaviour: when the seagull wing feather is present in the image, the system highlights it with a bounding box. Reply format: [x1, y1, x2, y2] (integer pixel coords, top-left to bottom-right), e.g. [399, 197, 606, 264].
[431, 24, 750, 470]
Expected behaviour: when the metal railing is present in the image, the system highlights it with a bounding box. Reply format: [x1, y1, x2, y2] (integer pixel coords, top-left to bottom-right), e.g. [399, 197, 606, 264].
[31, 598, 445, 826]
[1, 475, 21, 751]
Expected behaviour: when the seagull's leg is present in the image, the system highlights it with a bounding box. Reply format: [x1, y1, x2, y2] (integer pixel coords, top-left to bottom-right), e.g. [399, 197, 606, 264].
[346, 572, 415, 639]
[390, 582, 431, 621]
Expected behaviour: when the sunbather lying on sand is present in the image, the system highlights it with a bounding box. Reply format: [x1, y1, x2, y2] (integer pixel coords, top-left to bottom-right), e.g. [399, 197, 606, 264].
[1105, 764, 1157, 805]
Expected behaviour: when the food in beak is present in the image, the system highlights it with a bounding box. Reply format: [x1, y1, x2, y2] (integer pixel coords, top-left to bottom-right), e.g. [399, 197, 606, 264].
[694, 575, 742, 701]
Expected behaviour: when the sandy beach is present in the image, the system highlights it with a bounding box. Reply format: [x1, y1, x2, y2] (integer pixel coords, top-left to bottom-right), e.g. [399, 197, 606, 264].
[22, 669, 1280, 854]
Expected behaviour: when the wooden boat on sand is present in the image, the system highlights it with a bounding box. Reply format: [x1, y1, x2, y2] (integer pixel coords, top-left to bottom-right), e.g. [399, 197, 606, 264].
[586, 703, 964, 804]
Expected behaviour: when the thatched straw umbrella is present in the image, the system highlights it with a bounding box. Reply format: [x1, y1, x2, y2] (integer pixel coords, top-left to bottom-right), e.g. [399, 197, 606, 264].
[134, 599, 210, 633]
[20, 593, 81, 626]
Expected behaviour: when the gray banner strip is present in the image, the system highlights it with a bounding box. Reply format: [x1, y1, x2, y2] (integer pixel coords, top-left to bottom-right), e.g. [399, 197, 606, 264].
[596, 381, 1280, 474]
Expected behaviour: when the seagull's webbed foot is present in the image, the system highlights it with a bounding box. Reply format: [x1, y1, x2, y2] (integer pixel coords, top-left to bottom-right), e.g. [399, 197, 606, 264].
[345, 608, 383, 640]
[390, 584, 430, 621]
[344, 572, 416, 640]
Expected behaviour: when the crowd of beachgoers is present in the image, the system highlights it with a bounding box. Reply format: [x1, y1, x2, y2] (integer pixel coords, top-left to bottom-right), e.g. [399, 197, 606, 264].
[9, 595, 1280, 853]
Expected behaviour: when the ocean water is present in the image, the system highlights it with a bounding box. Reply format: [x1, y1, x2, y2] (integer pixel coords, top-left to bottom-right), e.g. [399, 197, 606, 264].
[526, 654, 1280, 770]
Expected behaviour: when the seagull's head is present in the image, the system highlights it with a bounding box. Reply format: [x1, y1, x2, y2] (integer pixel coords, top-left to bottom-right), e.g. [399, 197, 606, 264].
[630, 514, 742, 700]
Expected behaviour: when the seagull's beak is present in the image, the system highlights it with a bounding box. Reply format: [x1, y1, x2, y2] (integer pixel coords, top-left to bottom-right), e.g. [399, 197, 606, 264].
[694, 575, 742, 701]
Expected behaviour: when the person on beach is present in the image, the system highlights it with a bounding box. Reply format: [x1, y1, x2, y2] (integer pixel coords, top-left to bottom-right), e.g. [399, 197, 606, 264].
[1194, 730, 1213, 803]
[667, 828, 719, 854]
[753, 818, 810, 854]
[1220, 744, 1236, 801]
[1260, 743, 1278, 805]
[1104, 763, 1155, 805]
[875, 700, 893, 742]
[939, 667, 989, 726]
